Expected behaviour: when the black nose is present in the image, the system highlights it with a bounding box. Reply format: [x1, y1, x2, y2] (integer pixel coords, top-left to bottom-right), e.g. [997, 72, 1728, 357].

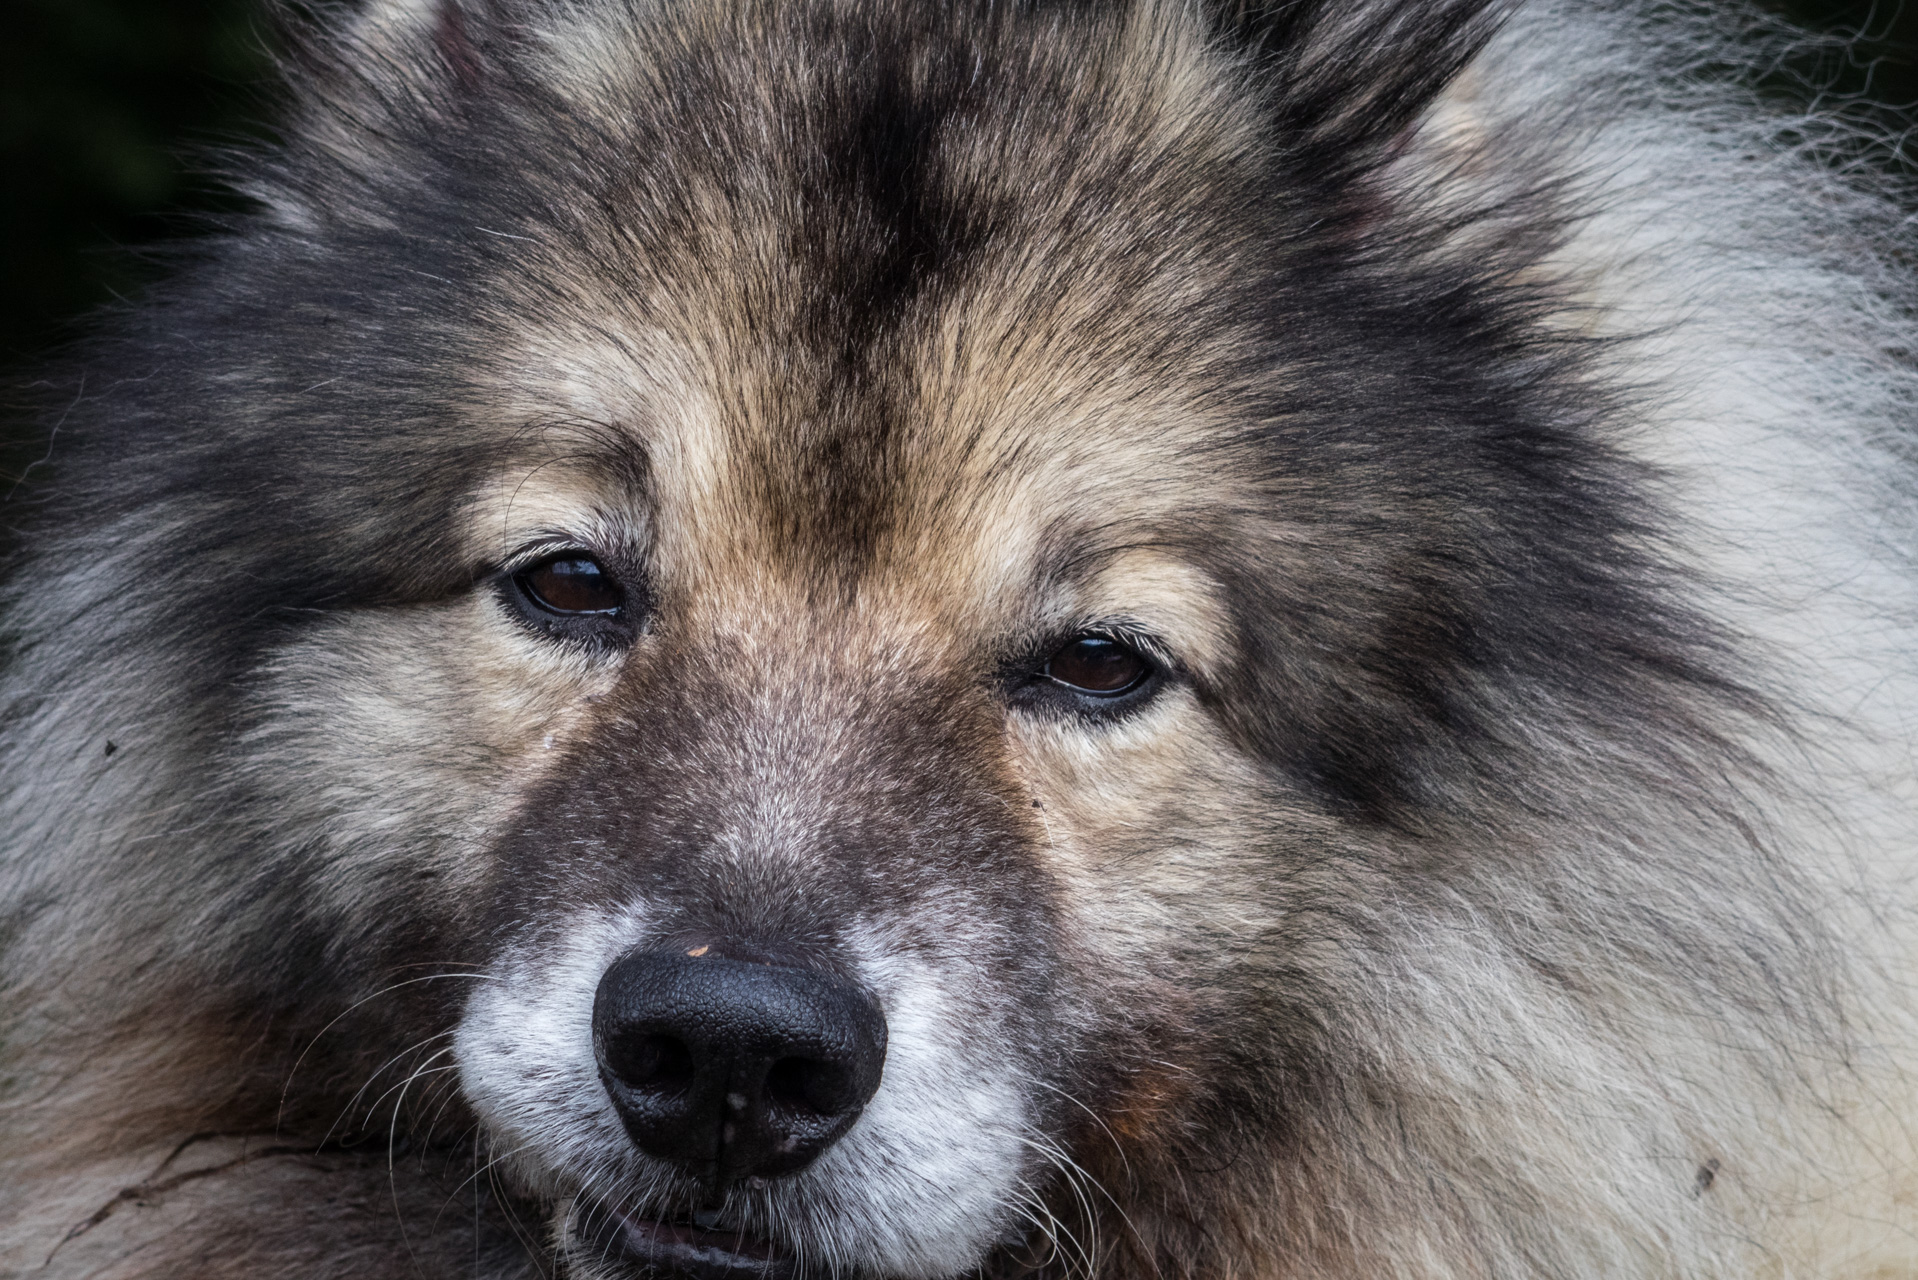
[592, 950, 887, 1182]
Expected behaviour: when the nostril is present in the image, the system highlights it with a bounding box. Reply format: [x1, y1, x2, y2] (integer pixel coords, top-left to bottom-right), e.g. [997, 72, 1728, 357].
[765, 1056, 851, 1116]
[609, 1033, 696, 1096]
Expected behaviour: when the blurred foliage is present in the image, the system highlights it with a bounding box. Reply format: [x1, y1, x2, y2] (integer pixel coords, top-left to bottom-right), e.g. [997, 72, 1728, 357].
[0, 0, 274, 364]
[0, 0, 1914, 365]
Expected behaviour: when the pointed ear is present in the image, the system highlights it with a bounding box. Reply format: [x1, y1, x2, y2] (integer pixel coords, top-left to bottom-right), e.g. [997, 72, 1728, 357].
[1207, 0, 1512, 167]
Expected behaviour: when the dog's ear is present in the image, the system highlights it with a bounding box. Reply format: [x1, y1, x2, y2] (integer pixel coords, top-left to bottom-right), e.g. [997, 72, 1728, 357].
[295, 0, 515, 102]
[1204, 0, 1512, 167]
[362, 0, 508, 91]
[249, 0, 527, 227]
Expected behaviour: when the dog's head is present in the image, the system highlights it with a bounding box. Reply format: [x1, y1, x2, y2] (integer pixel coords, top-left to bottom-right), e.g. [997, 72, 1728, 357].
[9, 0, 1823, 1276]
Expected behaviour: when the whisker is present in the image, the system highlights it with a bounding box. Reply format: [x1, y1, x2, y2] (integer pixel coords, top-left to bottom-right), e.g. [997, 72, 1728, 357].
[1025, 1076, 1136, 1186]
[320, 1028, 459, 1148]
[278, 970, 495, 1133]
[487, 1145, 554, 1278]
[383, 1045, 462, 1277]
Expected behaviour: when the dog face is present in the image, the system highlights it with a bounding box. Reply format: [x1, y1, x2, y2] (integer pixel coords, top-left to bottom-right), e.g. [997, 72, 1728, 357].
[231, 6, 1446, 1274]
[235, 3, 1448, 1269]
[222, 0, 1717, 1271]
[259, 179, 1309, 1275]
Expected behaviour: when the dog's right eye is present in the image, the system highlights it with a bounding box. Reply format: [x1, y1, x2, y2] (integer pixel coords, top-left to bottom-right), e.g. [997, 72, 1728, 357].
[1044, 637, 1151, 696]
[501, 552, 640, 646]
[1009, 629, 1165, 719]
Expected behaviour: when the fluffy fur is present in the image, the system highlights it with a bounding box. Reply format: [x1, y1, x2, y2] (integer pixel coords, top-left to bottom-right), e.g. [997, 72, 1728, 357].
[4, 0, 1918, 1276]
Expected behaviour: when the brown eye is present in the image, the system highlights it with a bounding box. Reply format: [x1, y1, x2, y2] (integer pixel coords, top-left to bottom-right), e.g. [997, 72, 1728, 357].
[1044, 636, 1151, 695]
[518, 555, 622, 616]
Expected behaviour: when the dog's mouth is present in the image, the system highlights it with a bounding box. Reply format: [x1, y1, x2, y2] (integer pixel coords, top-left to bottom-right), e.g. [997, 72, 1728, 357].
[592, 1204, 796, 1280]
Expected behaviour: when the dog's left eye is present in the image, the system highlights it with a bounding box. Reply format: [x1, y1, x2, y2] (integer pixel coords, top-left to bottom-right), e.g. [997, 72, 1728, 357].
[518, 555, 622, 616]
[1044, 636, 1152, 696]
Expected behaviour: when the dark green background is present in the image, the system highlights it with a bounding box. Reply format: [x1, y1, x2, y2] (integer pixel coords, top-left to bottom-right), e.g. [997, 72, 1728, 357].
[2, 0, 1913, 366]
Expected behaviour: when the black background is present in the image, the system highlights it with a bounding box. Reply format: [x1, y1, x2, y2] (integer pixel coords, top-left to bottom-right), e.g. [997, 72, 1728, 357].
[1, 0, 1912, 365]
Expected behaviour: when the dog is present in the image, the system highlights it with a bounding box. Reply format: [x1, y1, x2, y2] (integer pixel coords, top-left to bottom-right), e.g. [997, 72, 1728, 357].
[4, 0, 1918, 1276]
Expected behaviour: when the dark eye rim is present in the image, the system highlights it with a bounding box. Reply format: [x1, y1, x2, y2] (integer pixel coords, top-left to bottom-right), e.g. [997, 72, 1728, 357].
[1043, 635, 1154, 697]
[1012, 626, 1171, 714]
[494, 548, 643, 646]
[517, 553, 623, 617]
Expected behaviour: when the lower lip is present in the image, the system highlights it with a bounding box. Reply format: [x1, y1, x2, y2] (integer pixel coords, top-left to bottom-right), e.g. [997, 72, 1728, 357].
[614, 1212, 796, 1280]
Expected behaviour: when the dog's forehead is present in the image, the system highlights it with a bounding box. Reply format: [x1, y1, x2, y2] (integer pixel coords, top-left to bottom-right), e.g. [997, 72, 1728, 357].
[453, 0, 1270, 649]
[478, 312, 1242, 651]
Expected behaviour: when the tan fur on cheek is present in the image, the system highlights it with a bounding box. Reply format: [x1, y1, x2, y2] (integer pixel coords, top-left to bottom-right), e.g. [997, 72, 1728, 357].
[1007, 691, 1285, 948]
[247, 594, 627, 903]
